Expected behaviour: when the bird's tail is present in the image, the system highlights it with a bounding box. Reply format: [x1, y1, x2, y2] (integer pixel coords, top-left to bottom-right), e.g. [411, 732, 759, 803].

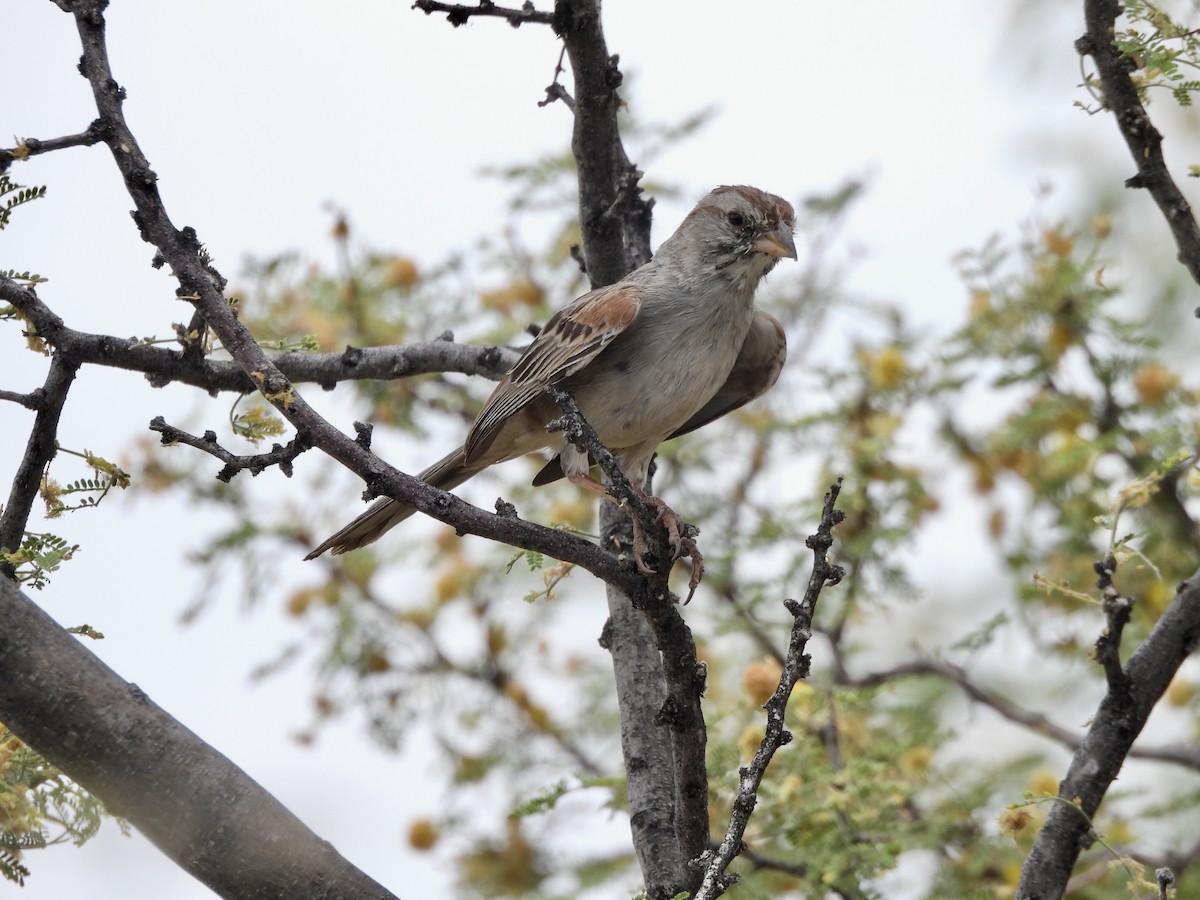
[304, 448, 479, 559]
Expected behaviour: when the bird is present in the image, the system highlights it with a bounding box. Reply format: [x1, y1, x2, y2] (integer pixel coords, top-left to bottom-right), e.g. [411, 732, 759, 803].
[306, 184, 795, 563]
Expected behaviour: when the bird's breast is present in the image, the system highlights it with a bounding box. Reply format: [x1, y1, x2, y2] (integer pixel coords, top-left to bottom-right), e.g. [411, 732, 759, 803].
[564, 294, 756, 449]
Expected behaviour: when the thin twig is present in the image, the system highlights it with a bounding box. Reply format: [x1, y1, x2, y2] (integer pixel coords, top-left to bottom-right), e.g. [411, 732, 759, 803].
[0, 121, 105, 172]
[846, 655, 1200, 771]
[538, 44, 575, 110]
[0, 354, 79, 572]
[149, 417, 312, 481]
[695, 479, 845, 900]
[411, 0, 554, 28]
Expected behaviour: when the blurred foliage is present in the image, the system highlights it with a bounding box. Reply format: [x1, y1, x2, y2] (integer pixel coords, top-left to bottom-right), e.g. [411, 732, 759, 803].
[0, 729, 126, 887]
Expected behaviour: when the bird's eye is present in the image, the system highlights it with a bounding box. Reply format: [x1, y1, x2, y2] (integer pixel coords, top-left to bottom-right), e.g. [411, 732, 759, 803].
[726, 211, 747, 229]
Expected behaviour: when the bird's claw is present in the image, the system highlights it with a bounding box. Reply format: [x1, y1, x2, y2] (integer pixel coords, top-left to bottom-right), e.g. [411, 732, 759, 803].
[622, 496, 705, 601]
[679, 535, 705, 605]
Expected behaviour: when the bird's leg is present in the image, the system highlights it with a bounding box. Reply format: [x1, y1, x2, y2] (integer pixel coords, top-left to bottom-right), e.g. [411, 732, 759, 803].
[640, 495, 705, 603]
[563, 471, 657, 575]
[565, 471, 704, 595]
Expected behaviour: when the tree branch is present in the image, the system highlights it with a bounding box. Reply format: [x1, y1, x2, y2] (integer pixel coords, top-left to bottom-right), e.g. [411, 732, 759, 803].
[696, 479, 845, 900]
[1, 277, 518, 393]
[547, 387, 711, 880]
[149, 417, 312, 481]
[0, 576, 400, 899]
[547, 387, 689, 580]
[598, 516, 690, 900]
[556, 0, 653, 284]
[0, 121, 105, 172]
[0, 353, 78, 574]
[1094, 554, 1133, 693]
[1077, 0, 1200, 285]
[846, 655, 1200, 771]
[1016, 561, 1200, 898]
[412, 0, 554, 28]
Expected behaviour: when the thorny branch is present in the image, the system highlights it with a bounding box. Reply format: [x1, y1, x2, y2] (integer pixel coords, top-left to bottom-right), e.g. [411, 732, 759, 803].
[546, 387, 712, 879]
[1, 276, 518, 393]
[149, 417, 312, 481]
[0, 122, 105, 172]
[1077, 0, 1200, 286]
[546, 387, 694, 584]
[557, 0, 653, 283]
[695, 479, 845, 900]
[1016, 560, 1200, 899]
[1003, 8, 1200, 893]
[1094, 553, 1133, 693]
[411, 0, 554, 28]
[0, 354, 78, 574]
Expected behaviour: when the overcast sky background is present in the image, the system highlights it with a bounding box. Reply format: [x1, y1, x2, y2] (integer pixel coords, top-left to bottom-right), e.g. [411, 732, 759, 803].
[5, 1, 1198, 898]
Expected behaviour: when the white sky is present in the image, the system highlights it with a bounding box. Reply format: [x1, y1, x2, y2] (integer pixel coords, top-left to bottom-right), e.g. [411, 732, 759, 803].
[4, 1, 1196, 898]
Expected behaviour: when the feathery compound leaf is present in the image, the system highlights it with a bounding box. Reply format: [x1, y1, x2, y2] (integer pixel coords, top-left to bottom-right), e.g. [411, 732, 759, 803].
[0, 269, 48, 284]
[0, 849, 30, 886]
[0, 174, 47, 231]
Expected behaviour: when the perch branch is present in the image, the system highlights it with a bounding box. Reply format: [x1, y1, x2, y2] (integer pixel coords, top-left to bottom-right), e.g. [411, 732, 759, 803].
[546, 387, 711, 875]
[546, 387, 692, 583]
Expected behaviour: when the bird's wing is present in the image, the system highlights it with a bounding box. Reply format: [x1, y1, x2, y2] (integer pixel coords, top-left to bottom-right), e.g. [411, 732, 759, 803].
[667, 309, 787, 440]
[530, 308, 786, 486]
[463, 282, 643, 465]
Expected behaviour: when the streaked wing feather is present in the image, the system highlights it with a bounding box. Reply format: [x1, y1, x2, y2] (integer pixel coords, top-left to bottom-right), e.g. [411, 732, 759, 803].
[464, 283, 642, 463]
[531, 310, 786, 486]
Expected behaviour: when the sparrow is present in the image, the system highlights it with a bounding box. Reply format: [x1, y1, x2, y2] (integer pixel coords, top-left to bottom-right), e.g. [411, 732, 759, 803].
[306, 185, 795, 566]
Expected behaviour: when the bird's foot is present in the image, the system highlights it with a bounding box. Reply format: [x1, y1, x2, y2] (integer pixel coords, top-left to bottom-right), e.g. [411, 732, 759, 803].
[624, 496, 705, 602]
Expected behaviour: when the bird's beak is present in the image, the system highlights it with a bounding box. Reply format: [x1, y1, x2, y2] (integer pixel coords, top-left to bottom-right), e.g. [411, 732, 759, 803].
[753, 225, 797, 260]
